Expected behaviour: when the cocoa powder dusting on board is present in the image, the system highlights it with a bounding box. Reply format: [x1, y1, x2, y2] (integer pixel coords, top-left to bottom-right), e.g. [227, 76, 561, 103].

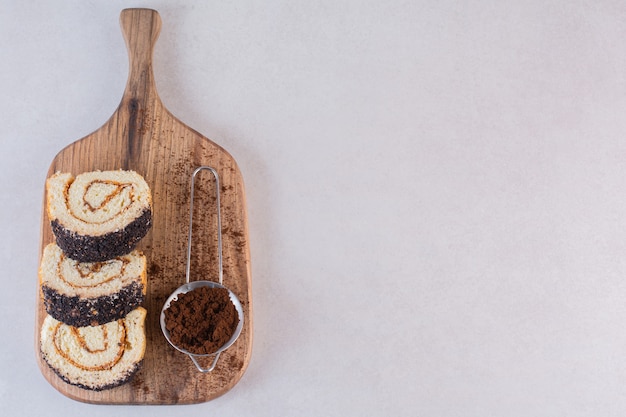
[164, 286, 238, 355]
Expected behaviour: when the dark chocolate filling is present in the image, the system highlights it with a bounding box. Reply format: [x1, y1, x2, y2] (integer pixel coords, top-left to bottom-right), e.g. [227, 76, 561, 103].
[51, 209, 152, 262]
[41, 281, 145, 327]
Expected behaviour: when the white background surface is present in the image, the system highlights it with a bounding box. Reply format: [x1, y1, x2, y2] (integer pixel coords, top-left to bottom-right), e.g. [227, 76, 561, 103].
[2, 0, 626, 415]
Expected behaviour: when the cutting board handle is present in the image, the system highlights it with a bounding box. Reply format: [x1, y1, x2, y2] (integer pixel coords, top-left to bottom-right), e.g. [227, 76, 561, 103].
[119, 8, 162, 104]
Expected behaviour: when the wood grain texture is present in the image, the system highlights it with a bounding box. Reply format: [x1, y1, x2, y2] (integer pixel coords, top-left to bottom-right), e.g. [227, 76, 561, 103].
[35, 8, 253, 404]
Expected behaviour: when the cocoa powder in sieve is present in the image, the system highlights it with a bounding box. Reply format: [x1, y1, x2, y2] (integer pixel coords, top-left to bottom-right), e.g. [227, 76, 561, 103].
[164, 286, 239, 355]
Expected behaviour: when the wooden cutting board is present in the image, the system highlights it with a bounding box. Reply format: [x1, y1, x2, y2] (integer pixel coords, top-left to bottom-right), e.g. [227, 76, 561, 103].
[35, 8, 252, 404]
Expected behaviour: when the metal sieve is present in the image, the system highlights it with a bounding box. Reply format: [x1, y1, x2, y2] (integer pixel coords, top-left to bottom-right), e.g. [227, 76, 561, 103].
[160, 166, 244, 373]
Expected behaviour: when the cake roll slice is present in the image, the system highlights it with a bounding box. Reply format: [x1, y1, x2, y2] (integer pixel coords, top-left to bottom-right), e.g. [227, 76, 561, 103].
[40, 307, 147, 391]
[40, 243, 146, 327]
[47, 170, 152, 262]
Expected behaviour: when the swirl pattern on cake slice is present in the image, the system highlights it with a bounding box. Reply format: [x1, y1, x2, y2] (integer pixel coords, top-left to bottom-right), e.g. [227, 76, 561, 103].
[40, 243, 146, 327]
[47, 170, 152, 262]
[40, 307, 147, 391]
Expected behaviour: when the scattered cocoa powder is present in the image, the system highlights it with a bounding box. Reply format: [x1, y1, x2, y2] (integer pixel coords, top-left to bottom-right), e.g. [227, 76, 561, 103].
[164, 286, 239, 355]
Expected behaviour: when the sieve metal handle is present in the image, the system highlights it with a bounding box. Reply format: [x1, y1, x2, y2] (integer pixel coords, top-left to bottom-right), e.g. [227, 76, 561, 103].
[186, 166, 223, 285]
[188, 352, 221, 373]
